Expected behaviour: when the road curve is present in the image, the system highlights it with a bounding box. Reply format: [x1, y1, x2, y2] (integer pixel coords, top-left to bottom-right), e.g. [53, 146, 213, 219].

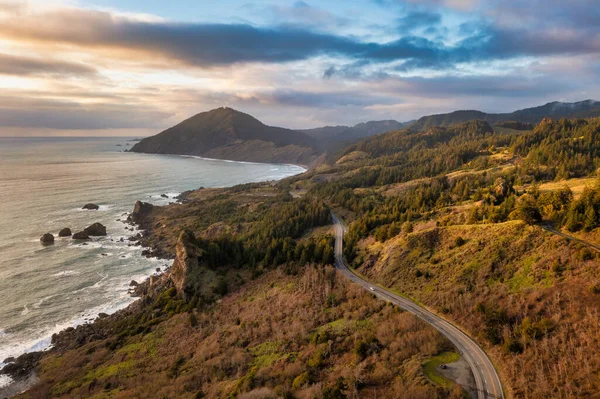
[541, 225, 600, 252]
[331, 213, 504, 399]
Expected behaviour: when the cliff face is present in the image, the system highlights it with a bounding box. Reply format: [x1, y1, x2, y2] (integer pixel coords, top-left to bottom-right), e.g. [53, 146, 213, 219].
[168, 230, 202, 299]
[130, 107, 320, 166]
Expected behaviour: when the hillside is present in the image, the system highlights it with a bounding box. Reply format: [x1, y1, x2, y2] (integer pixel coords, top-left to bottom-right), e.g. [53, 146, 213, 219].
[8, 116, 600, 399]
[131, 108, 320, 166]
[283, 116, 600, 398]
[8, 185, 467, 399]
[302, 120, 406, 144]
[410, 100, 600, 130]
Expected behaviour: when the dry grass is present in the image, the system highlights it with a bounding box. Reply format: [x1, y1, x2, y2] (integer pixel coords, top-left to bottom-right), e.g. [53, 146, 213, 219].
[21, 267, 465, 399]
[356, 221, 600, 399]
[537, 177, 598, 199]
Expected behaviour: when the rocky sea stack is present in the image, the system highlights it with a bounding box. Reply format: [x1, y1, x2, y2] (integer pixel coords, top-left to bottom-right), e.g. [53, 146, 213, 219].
[40, 233, 54, 245]
[58, 228, 72, 237]
[82, 203, 99, 210]
[84, 223, 107, 236]
[72, 231, 90, 240]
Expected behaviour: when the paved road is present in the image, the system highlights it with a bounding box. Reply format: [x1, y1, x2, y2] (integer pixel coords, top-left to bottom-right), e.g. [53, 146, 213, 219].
[331, 213, 504, 399]
[541, 225, 600, 252]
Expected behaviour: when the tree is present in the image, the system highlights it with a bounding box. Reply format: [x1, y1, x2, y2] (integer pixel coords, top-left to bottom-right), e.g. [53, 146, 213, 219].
[512, 194, 542, 225]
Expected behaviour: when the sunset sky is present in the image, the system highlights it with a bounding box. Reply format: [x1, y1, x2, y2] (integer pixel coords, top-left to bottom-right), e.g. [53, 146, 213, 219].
[1, 0, 599, 136]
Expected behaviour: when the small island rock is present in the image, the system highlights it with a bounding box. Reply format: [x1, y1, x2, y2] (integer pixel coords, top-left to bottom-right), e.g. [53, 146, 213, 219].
[72, 231, 90, 240]
[82, 203, 99, 210]
[40, 233, 54, 245]
[84, 223, 107, 236]
[58, 228, 72, 237]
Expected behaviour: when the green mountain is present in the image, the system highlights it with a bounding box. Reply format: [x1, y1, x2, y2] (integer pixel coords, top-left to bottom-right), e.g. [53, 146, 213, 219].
[130, 107, 320, 165]
[410, 100, 600, 130]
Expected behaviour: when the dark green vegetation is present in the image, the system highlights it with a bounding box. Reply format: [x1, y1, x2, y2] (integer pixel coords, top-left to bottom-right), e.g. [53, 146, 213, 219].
[131, 100, 600, 166]
[409, 99, 600, 131]
[285, 116, 600, 399]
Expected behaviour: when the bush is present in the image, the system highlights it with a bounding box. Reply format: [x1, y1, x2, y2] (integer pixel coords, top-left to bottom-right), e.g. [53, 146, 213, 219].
[323, 377, 347, 399]
[578, 248, 594, 261]
[589, 282, 600, 294]
[503, 339, 524, 354]
[292, 372, 310, 389]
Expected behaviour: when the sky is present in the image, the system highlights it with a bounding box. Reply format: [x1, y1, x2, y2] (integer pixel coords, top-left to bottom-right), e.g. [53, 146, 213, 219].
[0, 0, 599, 136]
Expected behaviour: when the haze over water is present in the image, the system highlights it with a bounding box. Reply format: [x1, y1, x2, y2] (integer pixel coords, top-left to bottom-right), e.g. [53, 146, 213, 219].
[0, 137, 304, 374]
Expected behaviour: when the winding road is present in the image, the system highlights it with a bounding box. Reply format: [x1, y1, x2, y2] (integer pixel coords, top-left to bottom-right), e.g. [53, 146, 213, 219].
[331, 213, 504, 399]
[541, 224, 600, 252]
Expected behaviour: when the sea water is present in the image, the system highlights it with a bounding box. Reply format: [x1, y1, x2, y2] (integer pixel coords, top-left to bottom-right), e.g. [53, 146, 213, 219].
[0, 137, 304, 382]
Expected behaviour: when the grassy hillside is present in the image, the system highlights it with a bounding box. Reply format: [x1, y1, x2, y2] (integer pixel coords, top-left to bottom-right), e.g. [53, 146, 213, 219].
[20, 267, 464, 399]
[283, 116, 600, 398]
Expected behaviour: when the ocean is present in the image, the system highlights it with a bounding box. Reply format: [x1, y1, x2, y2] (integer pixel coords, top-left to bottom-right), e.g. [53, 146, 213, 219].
[0, 137, 304, 383]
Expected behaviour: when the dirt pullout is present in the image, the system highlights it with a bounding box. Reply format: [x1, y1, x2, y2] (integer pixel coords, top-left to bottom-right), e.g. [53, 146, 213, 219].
[438, 356, 478, 399]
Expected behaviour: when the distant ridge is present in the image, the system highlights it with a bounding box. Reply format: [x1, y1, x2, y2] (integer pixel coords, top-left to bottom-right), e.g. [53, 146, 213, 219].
[302, 120, 407, 143]
[410, 100, 600, 130]
[131, 100, 600, 167]
[131, 107, 319, 165]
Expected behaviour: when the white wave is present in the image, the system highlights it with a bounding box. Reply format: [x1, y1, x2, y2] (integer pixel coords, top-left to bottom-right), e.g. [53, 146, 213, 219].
[33, 295, 55, 309]
[0, 374, 13, 389]
[52, 270, 80, 277]
[21, 305, 29, 316]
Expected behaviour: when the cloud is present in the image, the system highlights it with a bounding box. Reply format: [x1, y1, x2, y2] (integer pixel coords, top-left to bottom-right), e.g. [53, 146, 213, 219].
[2, 4, 598, 73]
[0, 97, 171, 129]
[0, 53, 96, 76]
[390, 74, 573, 98]
[396, 11, 442, 34]
[267, 1, 349, 29]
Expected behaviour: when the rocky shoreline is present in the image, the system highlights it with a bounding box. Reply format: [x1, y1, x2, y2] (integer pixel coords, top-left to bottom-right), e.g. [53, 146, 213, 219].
[0, 196, 184, 397]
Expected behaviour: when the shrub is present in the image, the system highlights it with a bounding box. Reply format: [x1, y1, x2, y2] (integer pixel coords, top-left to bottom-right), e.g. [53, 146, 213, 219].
[292, 372, 310, 389]
[589, 282, 600, 294]
[503, 339, 524, 354]
[454, 236, 466, 247]
[323, 377, 348, 399]
[578, 248, 594, 261]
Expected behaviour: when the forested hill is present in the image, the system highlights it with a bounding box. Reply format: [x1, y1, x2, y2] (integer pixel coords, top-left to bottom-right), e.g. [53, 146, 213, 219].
[410, 99, 600, 130]
[301, 120, 406, 145]
[130, 107, 320, 165]
[283, 116, 600, 397]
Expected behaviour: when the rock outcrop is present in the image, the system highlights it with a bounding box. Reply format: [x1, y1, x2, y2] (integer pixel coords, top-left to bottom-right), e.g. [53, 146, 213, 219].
[40, 233, 54, 245]
[169, 230, 203, 299]
[72, 231, 90, 240]
[130, 201, 154, 224]
[58, 228, 72, 237]
[84, 223, 107, 236]
[82, 203, 99, 210]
